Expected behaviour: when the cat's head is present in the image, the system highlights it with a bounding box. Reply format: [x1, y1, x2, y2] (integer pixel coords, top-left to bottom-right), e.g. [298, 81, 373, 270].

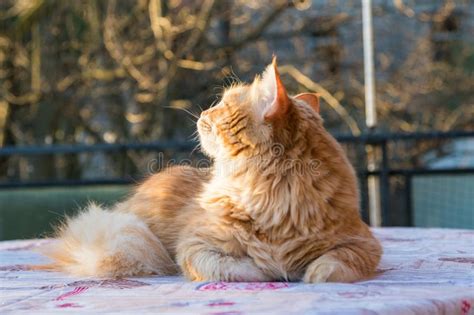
[197, 58, 321, 164]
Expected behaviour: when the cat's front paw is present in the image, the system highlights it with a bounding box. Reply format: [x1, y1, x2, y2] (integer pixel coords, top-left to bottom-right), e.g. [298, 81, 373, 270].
[182, 255, 271, 282]
[218, 257, 271, 282]
[303, 255, 359, 283]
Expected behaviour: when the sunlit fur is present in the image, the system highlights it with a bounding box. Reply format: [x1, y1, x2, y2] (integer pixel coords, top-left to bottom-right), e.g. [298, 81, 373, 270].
[40, 61, 382, 283]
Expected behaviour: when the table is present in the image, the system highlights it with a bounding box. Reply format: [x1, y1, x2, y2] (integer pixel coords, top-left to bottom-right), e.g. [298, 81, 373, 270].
[1, 228, 473, 314]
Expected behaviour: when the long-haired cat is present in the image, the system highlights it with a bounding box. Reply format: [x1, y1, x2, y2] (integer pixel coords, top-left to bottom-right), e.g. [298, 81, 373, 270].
[39, 58, 382, 282]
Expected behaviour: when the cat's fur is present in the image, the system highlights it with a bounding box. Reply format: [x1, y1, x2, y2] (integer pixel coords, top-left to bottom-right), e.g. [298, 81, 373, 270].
[40, 59, 382, 282]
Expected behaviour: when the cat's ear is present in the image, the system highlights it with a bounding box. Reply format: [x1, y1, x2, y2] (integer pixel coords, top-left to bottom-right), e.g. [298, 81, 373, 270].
[260, 57, 291, 122]
[295, 93, 320, 113]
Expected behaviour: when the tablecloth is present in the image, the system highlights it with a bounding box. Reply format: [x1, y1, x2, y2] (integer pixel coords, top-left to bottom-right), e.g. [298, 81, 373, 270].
[1, 228, 473, 314]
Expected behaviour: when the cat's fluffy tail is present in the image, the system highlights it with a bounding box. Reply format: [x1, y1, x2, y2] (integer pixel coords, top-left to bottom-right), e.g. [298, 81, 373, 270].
[37, 203, 177, 277]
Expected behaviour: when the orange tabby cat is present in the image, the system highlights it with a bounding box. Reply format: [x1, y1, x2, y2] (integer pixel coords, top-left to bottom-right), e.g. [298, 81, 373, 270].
[41, 58, 382, 282]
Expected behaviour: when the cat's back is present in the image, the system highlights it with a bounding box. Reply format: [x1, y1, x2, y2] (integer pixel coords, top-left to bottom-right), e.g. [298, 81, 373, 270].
[117, 165, 211, 253]
[137, 165, 210, 201]
[127, 165, 211, 215]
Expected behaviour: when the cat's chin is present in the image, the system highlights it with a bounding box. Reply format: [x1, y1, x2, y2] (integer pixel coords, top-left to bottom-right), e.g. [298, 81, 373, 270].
[199, 141, 217, 159]
[197, 133, 218, 158]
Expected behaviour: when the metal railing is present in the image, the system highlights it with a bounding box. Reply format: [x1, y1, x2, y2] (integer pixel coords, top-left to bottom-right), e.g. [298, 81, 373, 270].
[1, 130, 473, 226]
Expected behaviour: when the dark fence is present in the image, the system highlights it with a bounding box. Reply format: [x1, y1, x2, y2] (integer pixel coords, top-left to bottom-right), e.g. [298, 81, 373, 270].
[1, 130, 473, 227]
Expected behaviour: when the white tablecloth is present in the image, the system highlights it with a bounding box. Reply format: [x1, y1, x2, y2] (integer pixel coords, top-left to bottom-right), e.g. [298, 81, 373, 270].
[0, 228, 473, 314]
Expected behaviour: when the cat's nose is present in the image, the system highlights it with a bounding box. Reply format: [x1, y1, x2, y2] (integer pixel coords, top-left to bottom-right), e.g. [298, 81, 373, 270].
[200, 107, 213, 116]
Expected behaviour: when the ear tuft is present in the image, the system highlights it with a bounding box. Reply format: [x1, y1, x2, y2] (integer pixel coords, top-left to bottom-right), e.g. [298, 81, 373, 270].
[295, 93, 320, 113]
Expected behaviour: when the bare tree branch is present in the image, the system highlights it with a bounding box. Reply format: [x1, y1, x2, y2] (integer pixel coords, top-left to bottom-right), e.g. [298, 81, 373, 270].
[217, 1, 289, 52]
[280, 65, 361, 135]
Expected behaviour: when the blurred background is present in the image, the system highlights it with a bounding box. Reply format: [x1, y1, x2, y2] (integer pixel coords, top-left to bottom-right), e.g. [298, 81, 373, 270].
[0, 0, 473, 240]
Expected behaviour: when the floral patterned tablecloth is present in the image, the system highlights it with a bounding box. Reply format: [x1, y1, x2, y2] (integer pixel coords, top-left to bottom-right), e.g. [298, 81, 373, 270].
[0, 228, 473, 314]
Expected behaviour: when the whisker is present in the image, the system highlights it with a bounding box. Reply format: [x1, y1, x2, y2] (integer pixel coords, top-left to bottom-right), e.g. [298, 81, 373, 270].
[228, 66, 241, 83]
[190, 143, 201, 156]
[186, 117, 197, 125]
[213, 85, 225, 97]
[164, 105, 200, 120]
[188, 129, 199, 141]
[209, 97, 220, 108]
[197, 104, 204, 113]
[222, 67, 242, 89]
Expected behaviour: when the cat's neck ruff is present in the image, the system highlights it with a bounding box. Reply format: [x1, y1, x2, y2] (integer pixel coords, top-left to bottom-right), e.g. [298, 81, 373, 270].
[201, 154, 324, 234]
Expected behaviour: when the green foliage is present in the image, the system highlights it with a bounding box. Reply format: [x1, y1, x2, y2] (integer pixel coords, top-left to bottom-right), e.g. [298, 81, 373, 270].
[0, 186, 130, 240]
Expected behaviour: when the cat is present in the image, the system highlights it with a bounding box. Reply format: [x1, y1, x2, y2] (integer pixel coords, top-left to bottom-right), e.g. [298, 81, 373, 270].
[38, 58, 382, 282]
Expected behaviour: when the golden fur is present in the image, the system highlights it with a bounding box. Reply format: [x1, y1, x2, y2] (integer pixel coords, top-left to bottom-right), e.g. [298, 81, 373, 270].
[40, 59, 382, 282]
